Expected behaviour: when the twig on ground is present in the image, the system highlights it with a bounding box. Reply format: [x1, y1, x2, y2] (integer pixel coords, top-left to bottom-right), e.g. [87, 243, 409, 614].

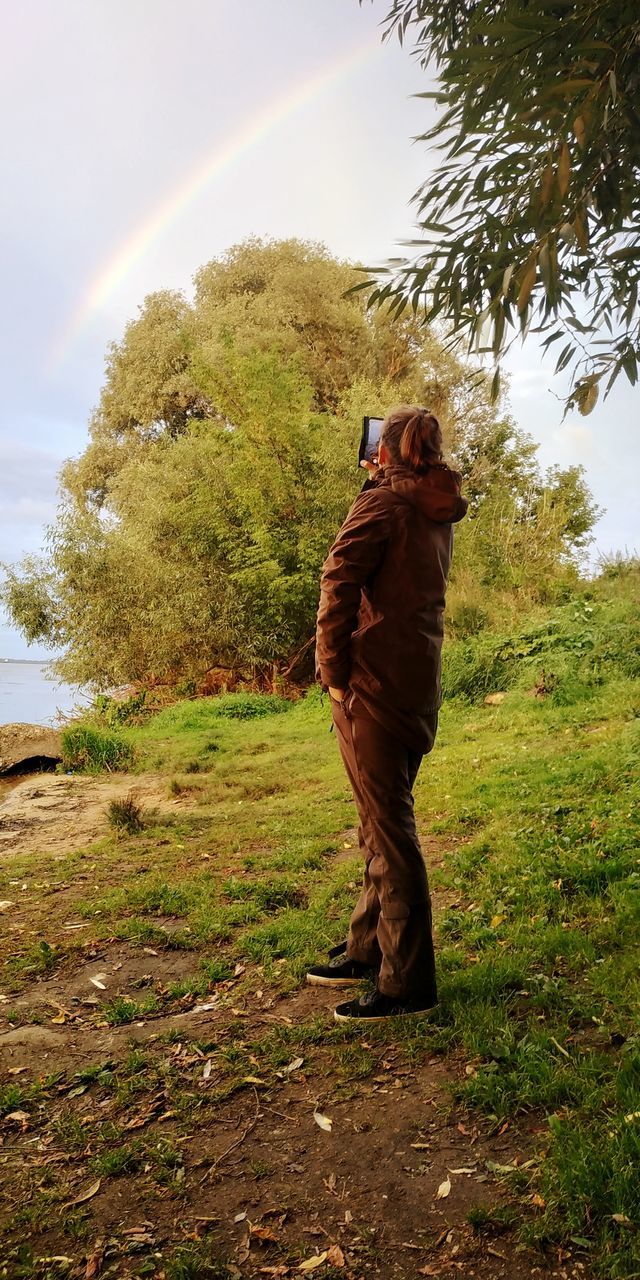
[200, 1087, 261, 1183]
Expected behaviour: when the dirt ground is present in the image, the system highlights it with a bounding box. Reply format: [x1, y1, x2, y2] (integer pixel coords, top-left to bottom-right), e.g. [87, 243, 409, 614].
[0, 771, 183, 859]
[0, 771, 591, 1280]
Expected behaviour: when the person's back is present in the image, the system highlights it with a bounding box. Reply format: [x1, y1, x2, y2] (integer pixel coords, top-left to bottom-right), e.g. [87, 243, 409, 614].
[317, 457, 467, 748]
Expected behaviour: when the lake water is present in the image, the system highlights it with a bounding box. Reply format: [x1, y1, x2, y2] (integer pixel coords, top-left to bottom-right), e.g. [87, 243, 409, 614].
[0, 661, 90, 727]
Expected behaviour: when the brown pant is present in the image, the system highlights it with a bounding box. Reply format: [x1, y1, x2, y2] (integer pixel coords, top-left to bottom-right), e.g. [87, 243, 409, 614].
[331, 693, 438, 1002]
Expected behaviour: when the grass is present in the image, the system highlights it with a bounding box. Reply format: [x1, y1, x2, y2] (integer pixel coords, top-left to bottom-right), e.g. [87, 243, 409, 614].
[61, 723, 134, 773]
[106, 792, 145, 834]
[1, 586, 639, 1276]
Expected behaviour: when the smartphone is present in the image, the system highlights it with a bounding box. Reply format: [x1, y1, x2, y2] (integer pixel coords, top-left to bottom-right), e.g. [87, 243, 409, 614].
[359, 416, 384, 467]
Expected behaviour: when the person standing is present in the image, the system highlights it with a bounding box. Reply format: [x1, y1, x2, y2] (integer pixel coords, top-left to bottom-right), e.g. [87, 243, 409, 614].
[308, 406, 468, 1022]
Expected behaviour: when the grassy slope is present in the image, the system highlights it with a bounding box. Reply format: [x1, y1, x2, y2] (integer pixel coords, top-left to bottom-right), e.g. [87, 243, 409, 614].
[1, 583, 639, 1277]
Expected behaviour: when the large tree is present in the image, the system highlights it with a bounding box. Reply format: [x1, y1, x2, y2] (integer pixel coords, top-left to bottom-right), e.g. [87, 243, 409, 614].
[3, 238, 597, 689]
[363, 0, 640, 413]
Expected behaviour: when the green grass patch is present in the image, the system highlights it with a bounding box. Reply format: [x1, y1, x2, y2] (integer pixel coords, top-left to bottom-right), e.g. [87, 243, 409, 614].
[61, 723, 134, 773]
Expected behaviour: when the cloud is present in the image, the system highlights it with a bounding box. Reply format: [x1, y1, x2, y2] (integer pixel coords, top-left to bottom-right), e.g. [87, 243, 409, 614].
[0, 441, 62, 504]
[0, 442, 61, 563]
[507, 367, 552, 398]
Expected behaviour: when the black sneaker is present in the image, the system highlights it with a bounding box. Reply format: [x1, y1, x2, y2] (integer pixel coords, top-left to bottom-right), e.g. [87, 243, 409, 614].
[306, 954, 377, 987]
[327, 940, 348, 959]
[334, 987, 437, 1022]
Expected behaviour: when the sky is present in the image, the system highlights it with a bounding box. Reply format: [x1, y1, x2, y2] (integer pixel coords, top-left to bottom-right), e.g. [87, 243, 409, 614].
[1, 0, 638, 660]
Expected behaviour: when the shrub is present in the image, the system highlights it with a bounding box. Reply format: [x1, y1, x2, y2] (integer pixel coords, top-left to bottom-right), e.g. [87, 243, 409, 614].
[107, 794, 145, 835]
[206, 693, 290, 720]
[92, 690, 148, 726]
[62, 724, 134, 773]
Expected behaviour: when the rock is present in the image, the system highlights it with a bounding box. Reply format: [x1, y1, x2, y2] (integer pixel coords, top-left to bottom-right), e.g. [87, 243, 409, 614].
[0, 723, 63, 776]
[483, 693, 506, 706]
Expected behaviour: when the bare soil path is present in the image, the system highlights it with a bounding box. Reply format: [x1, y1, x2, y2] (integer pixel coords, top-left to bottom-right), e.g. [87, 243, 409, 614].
[0, 771, 590, 1280]
[0, 771, 184, 859]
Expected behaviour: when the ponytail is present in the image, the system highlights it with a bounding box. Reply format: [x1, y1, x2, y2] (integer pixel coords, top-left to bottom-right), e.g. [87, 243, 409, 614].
[381, 406, 443, 475]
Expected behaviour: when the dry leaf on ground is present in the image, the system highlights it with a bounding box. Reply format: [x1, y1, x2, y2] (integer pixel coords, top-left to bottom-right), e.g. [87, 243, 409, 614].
[435, 1176, 451, 1199]
[63, 1178, 101, 1209]
[326, 1244, 345, 1266]
[313, 1111, 332, 1132]
[250, 1225, 279, 1243]
[298, 1254, 328, 1273]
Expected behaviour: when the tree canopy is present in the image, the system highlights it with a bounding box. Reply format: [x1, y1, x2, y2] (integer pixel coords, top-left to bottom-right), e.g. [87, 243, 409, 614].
[2, 238, 598, 690]
[363, 0, 640, 414]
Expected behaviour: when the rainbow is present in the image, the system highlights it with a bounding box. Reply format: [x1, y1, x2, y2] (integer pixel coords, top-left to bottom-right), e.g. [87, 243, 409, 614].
[49, 31, 384, 370]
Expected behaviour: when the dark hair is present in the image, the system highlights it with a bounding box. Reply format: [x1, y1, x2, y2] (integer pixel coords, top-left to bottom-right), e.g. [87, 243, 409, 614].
[380, 405, 443, 475]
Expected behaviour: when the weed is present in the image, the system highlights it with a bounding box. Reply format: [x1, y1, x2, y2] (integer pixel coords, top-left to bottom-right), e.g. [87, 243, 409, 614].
[103, 995, 159, 1025]
[90, 1142, 143, 1177]
[162, 1242, 233, 1280]
[107, 793, 145, 835]
[0, 1084, 26, 1118]
[468, 1204, 518, 1234]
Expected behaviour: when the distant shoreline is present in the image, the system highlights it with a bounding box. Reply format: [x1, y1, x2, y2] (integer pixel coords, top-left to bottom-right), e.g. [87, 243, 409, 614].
[0, 658, 46, 665]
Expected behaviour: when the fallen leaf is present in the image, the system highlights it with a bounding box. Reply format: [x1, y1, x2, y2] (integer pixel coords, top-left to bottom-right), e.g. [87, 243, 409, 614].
[531, 1193, 546, 1208]
[5, 1110, 29, 1123]
[191, 1001, 218, 1014]
[313, 1111, 332, 1132]
[143, 947, 158, 956]
[234, 1212, 247, 1223]
[0, 901, 15, 912]
[251, 1225, 279, 1243]
[418, 1267, 442, 1277]
[89, 976, 107, 990]
[284, 1057, 304, 1074]
[344, 1210, 353, 1224]
[448, 1166, 476, 1175]
[549, 1035, 571, 1060]
[298, 1254, 328, 1273]
[242, 1076, 266, 1086]
[85, 1240, 105, 1279]
[64, 1178, 101, 1209]
[411, 1142, 430, 1150]
[485, 1160, 519, 1175]
[490, 914, 505, 928]
[612, 1214, 634, 1228]
[7, 1066, 27, 1075]
[435, 1177, 451, 1200]
[326, 1244, 345, 1266]
[202, 1059, 213, 1080]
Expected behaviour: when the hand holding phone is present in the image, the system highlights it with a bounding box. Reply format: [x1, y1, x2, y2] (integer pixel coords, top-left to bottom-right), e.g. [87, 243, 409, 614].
[359, 416, 384, 470]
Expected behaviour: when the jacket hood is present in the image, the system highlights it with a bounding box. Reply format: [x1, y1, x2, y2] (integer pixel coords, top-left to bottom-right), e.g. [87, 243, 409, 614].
[380, 463, 468, 525]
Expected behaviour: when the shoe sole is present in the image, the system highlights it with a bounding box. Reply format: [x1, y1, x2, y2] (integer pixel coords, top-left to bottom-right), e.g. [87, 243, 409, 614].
[306, 974, 368, 987]
[333, 1005, 436, 1023]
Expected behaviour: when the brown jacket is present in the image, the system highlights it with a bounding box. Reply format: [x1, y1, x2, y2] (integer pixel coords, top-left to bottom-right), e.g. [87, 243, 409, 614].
[315, 463, 468, 751]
